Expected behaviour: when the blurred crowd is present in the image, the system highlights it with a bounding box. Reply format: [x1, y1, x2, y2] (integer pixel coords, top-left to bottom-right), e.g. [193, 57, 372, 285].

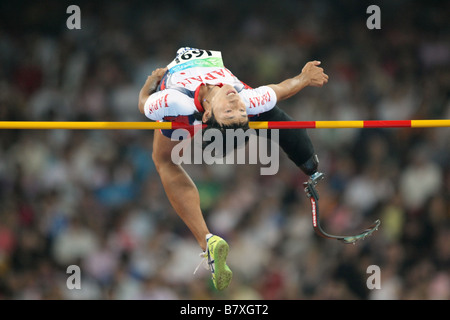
[0, 0, 449, 300]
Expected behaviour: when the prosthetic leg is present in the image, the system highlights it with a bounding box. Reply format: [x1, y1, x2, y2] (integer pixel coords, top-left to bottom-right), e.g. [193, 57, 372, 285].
[303, 163, 380, 244]
[255, 107, 380, 243]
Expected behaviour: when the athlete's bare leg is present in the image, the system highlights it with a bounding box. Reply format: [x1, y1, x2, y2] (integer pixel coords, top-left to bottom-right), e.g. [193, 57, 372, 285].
[152, 129, 210, 251]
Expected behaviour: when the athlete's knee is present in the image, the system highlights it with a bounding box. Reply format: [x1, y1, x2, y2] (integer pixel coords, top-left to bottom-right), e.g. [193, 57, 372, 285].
[299, 154, 319, 176]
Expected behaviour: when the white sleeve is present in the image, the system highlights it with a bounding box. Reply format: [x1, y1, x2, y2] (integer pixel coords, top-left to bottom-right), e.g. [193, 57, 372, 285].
[240, 86, 277, 115]
[144, 89, 197, 121]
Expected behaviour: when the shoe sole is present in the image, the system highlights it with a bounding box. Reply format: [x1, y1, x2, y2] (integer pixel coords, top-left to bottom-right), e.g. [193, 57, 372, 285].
[213, 240, 232, 290]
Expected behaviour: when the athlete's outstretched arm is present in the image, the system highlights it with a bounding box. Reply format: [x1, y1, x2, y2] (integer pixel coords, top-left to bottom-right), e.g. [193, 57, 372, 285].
[268, 61, 328, 101]
[138, 67, 167, 114]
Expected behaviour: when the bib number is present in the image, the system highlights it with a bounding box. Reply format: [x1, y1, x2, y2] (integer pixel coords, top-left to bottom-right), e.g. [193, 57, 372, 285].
[167, 49, 222, 70]
[177, 49, 213, 62]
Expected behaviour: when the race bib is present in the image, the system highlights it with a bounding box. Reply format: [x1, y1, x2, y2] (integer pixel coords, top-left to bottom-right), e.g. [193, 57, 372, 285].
[167, 48, 224, 74]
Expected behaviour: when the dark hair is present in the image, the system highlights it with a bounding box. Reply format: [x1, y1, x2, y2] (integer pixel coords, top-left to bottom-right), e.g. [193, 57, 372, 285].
[193, 111, 251, 157]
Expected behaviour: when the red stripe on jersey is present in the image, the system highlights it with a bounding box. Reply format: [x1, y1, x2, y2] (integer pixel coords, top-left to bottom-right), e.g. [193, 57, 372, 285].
[194, 84, 205, 112]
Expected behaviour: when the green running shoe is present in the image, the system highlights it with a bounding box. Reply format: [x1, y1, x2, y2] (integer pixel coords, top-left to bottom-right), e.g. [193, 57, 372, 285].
[195, 234, 232, 290]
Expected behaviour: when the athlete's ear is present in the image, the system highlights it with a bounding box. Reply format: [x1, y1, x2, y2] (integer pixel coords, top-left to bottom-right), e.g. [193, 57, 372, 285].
[202, 110, 211, 123]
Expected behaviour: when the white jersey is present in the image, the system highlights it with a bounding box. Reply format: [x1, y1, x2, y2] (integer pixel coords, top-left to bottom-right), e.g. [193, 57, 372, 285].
[143, 48, 277, 122]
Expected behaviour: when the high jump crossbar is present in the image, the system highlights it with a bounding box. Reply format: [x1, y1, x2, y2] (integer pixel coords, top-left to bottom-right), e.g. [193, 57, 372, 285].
[0, 120, 449, 130]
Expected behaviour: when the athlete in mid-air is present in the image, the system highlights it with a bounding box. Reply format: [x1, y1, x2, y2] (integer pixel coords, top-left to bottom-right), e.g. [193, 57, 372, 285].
[138, 47, 328, 290]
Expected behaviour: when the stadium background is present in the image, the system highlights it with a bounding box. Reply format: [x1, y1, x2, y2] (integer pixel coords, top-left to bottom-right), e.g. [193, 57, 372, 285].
[0, 0, 448, 299]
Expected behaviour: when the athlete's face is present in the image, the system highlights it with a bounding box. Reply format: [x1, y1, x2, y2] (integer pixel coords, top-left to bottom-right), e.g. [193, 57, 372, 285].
[207, 84, 248, 126]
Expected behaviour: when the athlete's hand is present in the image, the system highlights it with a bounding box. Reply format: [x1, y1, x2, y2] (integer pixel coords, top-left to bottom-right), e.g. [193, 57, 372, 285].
[150, 67, 168, 82]
[268, 61, 328, 101]
[138, 67, 168, 114]
[146, 67, 167, 88]
[301, 61, 329, 87]
[144, 67, 168, 93]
